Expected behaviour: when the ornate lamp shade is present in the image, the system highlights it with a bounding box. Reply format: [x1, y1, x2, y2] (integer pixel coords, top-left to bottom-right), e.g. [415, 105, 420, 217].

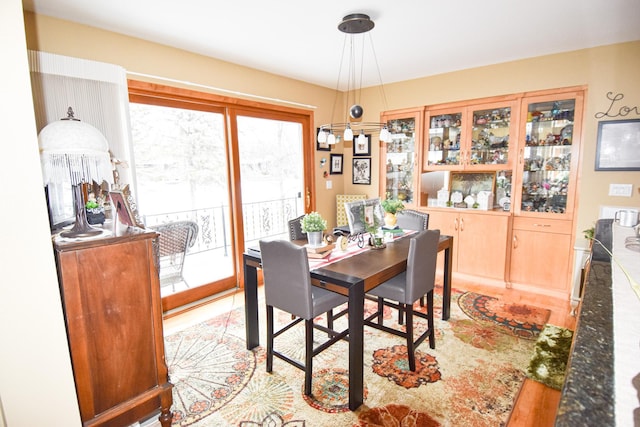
[38, 108, 114, 187]
[38, 107, 114, 237]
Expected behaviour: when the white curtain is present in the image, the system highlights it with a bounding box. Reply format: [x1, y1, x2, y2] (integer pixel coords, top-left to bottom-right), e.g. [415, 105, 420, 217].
[28, 50, 135, 226]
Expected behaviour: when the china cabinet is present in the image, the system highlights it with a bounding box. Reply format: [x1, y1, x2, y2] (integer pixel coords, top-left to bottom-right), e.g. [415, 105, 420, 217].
[54, 228, 173, 427]
[424, 98, 519, 171]
[509, 88, 584, 296]
[426, 208, 510, 284]
[380, 107, 424, 205]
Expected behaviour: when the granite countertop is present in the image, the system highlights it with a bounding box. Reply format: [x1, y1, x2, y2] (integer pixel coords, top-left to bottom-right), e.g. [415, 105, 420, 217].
[555, 260, 615, 426]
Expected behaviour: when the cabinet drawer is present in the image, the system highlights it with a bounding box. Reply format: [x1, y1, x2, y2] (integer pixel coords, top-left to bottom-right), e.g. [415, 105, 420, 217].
[513, 217, 572, 234]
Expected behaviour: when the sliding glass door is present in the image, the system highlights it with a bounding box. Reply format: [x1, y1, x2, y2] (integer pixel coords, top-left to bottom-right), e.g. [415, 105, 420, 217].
[128, 81, 313, 312]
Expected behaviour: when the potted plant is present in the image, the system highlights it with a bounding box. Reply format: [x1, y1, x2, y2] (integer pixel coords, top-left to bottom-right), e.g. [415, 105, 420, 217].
[300, 211, 327, 247]
[85, 192, 105, 225]
[381, 194, 404, 228]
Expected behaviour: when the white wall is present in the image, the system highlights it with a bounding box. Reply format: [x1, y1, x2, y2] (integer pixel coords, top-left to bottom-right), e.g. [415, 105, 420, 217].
[0, 0, 81, 425]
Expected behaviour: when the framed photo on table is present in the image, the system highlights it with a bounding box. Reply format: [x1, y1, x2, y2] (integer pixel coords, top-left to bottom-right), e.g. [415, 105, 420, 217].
[330, 154, 343, 174]
[595, 119, 640, 171]
[109, 191, 135, 226]
[352, 158, 371, 185]
[353, 134, 371, 156]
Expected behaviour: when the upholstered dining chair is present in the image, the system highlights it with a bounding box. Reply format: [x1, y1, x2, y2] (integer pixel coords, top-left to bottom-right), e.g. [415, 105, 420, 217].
[364, 229, 440, 371]
[151, 220, 199, 291]
[395, 209, 430, 317]
[396, 209, 429, 231]
[259, 239, 349, 395]
[288, 215, 306, 240]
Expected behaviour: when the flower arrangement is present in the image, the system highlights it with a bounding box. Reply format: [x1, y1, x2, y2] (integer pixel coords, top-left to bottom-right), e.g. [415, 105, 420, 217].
[300, 211, 327, 233]
[381, 194, 405, 214]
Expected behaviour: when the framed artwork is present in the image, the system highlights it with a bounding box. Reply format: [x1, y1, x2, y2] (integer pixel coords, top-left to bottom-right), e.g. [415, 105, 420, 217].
[109, 190, 135, 226]
[353, 134, 371, 156]
[330, 154, 343, 174]
[595, 119, 640, 171]
[352, 158, 371, 185]
[316, 127, 331, 151]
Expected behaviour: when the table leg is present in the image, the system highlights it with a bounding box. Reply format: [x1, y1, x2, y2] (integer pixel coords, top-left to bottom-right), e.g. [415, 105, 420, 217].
[442, 244, 452, 321]
[348, 280, 364, 411]
[243, 255, 260, 349]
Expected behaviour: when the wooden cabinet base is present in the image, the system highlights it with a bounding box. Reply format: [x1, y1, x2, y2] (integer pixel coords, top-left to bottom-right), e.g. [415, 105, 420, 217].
[54, 229, 173, 427]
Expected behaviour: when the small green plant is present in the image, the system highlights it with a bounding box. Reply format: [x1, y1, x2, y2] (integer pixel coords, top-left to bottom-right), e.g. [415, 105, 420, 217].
[583, 226, 595, 241]
[381, 194, 404, 214]
[300, 211, 327, 233]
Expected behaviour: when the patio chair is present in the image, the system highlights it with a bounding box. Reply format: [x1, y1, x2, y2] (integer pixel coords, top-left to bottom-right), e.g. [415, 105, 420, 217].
[151, 220, 199, 291]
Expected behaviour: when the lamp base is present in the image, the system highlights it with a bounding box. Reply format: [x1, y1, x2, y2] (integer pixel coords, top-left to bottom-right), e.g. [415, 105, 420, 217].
[61, 184, 105, 239]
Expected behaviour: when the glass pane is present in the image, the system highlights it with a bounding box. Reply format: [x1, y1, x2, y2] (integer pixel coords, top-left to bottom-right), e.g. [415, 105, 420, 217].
[129, 103, 234, 295]
[521, 99, 575, 213]
[470, 107, 511, 165]
[237, 116, 305, 248]
[427, 113, 462, 166]
[385, 118, 416, 203]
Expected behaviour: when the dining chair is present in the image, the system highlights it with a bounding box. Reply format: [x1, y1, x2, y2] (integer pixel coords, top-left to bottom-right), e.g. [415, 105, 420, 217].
[364, 229, 440, 371]
[259, 239, 349, 395]
[288, 215, 305, 240]
[396, 209, 429, 231]
[151, 220, 199, 291]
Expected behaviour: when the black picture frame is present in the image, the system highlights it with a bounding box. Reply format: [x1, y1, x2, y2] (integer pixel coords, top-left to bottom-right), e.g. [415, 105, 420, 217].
[352, 134, 371, 156]
[352, 158, 371, 185]
[595, 119, 640, 171]
[316, 127, 332, 151]
[330, 154, 343, 174]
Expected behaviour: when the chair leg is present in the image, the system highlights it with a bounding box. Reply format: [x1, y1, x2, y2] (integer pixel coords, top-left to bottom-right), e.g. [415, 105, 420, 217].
[398, 306, 404, 325]
[405, 304, 416, 371]
[427, 290, 435, 349]
[419, 295, 425, 307]
[377, 298, 384, 324]
[327, 309, 334, 338]
[266, 305, 274, 373]
[304, 319, 313, 396]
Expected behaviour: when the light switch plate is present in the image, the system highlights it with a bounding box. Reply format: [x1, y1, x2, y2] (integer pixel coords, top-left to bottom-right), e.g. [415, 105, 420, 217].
[326, 180, 332, 190]
[609, 183, 632, 197]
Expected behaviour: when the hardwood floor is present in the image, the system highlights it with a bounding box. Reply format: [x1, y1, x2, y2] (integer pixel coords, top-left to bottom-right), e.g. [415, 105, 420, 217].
[163, 279, 576, 426]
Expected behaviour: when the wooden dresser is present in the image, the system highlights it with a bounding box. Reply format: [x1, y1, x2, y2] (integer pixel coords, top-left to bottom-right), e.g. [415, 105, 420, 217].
[54, 227, 173, 427]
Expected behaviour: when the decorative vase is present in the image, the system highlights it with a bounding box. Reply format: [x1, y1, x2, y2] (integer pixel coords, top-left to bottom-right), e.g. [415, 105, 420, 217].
[384, 212, 397, 228]
[307, 231, 324, 247]
[86, 208, 106, 225]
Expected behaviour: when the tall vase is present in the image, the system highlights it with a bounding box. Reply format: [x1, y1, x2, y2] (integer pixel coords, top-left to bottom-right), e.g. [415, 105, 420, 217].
[384, 212, 397, 228]
[307, 231, 324, 247]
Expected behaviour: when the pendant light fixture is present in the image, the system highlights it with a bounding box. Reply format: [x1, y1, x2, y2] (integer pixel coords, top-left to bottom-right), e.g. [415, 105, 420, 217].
[318, 13, 392, 145]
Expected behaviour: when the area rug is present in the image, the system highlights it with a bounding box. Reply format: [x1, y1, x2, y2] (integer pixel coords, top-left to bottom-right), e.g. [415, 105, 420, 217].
[164, 289, 551, 426]
[526, 324, 574, 390]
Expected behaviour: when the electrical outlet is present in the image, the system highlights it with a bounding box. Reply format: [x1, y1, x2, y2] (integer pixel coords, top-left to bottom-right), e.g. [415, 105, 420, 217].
[609, 184, 632, 197]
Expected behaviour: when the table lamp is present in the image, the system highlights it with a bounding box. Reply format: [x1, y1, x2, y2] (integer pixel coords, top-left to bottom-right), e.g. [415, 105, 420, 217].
[39, 107, 114, 238]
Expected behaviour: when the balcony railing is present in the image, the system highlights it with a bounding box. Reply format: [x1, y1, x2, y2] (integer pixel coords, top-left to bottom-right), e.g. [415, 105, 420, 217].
[143, 196, 301, 255]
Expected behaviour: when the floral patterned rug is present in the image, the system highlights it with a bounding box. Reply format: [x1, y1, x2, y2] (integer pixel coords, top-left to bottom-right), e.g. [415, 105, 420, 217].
[164, 289, 550, 426]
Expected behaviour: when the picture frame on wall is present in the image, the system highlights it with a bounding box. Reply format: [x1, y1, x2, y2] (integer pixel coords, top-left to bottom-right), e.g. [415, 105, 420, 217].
[316, 127, 332, 151]
[352, 158, 371, 185]
[595, 118, 640, 171]
[330, 154, 343, 174]
[352, 134, 371, 156]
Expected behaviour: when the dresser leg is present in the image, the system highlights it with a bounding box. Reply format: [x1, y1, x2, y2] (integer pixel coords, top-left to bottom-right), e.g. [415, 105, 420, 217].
[158, 385, 173, 427]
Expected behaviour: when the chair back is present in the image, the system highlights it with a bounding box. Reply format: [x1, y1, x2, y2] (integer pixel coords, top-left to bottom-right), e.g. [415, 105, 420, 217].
[152, 220, 198, 257]
[397, 209, 429, 231]
[260, 240, 313, 319]
[288, 215, 305, 240]
[405, 229, 440, 302]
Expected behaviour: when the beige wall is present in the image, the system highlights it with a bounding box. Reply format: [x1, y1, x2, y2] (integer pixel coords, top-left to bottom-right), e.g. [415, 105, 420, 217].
[0, 1, 81, 426]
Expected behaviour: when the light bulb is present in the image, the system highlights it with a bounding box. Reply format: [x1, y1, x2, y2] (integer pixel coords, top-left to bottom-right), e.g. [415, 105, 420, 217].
[344, 124, 353, 141]
[357, 132, 367, 145]
[318, 128, 327, 143]
[327, 132, 336, 145]
[380, 125, 391, 142]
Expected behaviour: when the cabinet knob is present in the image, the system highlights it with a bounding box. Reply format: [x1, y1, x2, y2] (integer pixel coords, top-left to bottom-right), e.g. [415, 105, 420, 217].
[513, 235, 518, 249]
[460, 217, 464, 231]
[454, 218, 458, 231]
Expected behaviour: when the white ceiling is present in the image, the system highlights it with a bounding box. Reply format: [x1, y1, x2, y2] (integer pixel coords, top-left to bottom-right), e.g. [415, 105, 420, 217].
[23, 0, 640, 90]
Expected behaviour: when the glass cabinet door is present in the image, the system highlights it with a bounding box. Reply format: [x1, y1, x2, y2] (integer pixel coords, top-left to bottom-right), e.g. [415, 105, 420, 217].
[425, 111, 463, 167]
[382, 111, 421, 205]
[519, 98, 576, 214]
[470, 106, 512, 166]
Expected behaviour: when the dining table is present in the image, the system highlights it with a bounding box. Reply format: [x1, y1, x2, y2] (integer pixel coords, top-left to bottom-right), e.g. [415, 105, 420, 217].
[242, 231, 454, 411]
